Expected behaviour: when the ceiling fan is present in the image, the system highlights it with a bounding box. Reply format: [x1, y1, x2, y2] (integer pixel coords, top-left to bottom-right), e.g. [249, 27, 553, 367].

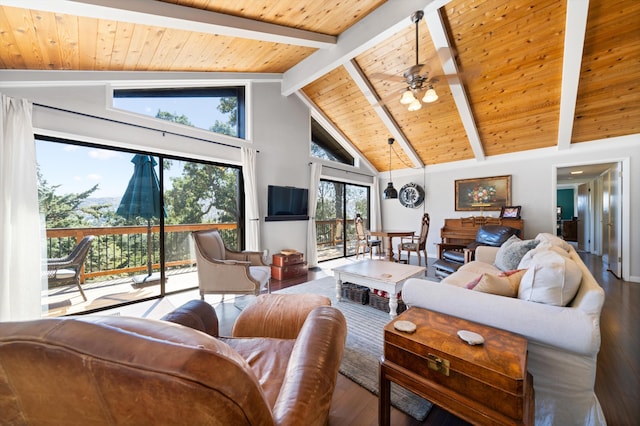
[373, 10, 456, 111]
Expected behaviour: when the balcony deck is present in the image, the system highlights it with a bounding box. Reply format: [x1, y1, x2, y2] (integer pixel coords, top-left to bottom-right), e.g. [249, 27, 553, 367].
[43, 244, 361, 317]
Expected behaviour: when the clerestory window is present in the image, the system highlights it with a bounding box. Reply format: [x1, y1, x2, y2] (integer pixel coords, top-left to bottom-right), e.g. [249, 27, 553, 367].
[113, 87, 245, 139]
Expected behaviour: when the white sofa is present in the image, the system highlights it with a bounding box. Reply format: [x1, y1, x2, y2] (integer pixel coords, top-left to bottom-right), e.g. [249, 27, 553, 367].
[402, 236, 607, 426]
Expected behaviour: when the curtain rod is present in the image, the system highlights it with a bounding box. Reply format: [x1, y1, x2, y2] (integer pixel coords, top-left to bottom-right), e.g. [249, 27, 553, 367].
[32, 102, 241, 150]
[310, 162, 373, 178]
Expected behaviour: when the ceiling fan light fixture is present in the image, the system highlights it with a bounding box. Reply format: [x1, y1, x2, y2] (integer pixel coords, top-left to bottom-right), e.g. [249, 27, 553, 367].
[400, 89, 416, 105]
[422, 86, 438, 103]
[408, 98, 422, 111]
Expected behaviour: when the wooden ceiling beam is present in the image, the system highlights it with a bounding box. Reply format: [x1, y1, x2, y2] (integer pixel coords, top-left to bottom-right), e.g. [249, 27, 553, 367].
[425, 8, 485, 162]
[557, 0, 590, 149]
[282, 0, 450, 96]
[9, 0, 336, 49]
[343, 60, 423, 168]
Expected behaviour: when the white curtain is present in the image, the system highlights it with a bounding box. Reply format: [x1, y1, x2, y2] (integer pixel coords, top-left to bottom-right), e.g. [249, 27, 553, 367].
[372, 176, 382, 231]
[306, 163, 322, 268]
[241, 147, 260, 251]
[0, 94, 42, 321]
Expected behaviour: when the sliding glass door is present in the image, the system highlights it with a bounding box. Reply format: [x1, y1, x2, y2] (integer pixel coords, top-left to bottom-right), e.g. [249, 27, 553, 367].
[36, 136, 242, 316]
[315, 179, 370, 261]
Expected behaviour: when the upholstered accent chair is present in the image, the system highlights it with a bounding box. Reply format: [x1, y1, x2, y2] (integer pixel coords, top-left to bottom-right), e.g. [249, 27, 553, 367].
[398, 213, 430, 266]
[354, 214, 381, 259]
[192, 229, 270, 300]
[46, 235, 95, 301]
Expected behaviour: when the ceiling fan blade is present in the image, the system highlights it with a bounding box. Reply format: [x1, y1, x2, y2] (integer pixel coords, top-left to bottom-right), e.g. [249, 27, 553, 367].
[370, 72, 406, 83]
[404, 63, 425, 77]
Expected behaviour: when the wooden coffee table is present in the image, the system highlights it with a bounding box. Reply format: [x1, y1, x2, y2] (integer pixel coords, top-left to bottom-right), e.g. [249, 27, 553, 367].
[333, 260, 425, 318]
[380, 308, 534, 425]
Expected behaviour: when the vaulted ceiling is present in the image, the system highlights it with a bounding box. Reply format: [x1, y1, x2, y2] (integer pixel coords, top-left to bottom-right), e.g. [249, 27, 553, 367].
[1, 0, 638, 174]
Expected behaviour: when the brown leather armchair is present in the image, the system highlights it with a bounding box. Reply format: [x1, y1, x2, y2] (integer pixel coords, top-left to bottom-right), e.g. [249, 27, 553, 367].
[433, 224, 521, 278]
[0, 295, 346, 425]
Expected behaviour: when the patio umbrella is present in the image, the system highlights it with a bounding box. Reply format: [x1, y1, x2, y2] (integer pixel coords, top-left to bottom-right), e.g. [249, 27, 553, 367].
[116, 154, 166, 278]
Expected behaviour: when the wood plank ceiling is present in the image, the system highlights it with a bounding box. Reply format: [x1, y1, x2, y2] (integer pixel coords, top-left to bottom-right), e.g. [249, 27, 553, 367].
[0, 0, 638, 173]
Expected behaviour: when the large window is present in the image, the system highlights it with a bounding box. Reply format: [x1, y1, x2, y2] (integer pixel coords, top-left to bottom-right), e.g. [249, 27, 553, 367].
[315, 179, 370, 261]
[310, 118, 353, 165]
[113, 87, 245, 138]
[37, 136, 243, 316]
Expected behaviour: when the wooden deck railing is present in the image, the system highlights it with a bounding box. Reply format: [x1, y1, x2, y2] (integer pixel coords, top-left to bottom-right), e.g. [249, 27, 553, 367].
[46, 223, 237, 283]
[46, 219, 358, 284]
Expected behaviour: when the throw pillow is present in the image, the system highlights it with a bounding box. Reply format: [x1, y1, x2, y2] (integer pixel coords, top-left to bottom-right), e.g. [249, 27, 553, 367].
[534, 232, 571, 252]
[473, 269, 527, 297]
[466, 275, 483, 289]
[494, 235, 539, 271]
[518, 249, 582, 306]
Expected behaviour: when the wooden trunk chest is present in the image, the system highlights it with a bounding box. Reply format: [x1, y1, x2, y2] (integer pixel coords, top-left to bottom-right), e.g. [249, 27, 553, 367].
[382, 308, 533, 425]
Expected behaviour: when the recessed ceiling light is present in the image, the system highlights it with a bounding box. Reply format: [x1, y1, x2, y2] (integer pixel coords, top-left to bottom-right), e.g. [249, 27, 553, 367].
[570, 170, 583, 175]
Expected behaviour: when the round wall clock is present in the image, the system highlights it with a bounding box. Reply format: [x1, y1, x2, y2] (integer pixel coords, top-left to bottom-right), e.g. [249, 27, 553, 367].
[399, 183, 425, 208]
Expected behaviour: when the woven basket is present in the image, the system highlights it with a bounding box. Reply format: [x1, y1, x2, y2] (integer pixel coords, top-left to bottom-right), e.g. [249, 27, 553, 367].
[341, 282, 370, 305]
[368, 292, 407, 314]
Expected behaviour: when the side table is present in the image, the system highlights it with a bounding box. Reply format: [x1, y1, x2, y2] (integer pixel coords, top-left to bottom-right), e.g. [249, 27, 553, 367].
[379, 308, 534, 425]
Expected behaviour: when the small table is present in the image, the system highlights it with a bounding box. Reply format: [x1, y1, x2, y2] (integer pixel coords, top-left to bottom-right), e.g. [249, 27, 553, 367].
[380, 308, 534, 425]
[369, 230, 414, 262]
[333, 260, 425, 318]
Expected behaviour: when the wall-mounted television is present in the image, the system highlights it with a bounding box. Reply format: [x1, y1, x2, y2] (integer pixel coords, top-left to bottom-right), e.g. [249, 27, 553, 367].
[265, 185, 309, 221]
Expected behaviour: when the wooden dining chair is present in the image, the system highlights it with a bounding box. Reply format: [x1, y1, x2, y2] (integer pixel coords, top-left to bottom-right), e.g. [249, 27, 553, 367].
[397, 213, 430, 266]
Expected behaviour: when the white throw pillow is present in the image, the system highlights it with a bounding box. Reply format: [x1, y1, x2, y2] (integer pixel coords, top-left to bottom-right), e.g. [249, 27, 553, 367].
[518, 243, 570, 269]
[518, 249, 582, 306]
[534, 232, 571, 252]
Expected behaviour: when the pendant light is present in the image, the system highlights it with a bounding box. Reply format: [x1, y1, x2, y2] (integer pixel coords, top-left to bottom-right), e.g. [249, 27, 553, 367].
[383, 138, 398, 199]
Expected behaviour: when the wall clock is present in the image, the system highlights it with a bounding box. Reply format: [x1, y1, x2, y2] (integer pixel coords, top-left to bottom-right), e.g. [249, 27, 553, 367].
[399, 183, 425, 208]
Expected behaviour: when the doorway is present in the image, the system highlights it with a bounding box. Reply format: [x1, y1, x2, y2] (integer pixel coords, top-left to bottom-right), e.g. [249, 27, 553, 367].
[555, 160, 626, 279]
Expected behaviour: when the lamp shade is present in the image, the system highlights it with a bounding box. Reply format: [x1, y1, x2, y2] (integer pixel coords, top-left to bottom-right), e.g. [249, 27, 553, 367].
[422, 87, 438, 103]
[408, 98, 422, 111]
[384, 182, 398, 199]
[400, 89, 416, 105]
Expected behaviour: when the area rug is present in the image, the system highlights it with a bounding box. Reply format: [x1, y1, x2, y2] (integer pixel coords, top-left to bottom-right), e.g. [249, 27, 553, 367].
[276, 276, 432, 421]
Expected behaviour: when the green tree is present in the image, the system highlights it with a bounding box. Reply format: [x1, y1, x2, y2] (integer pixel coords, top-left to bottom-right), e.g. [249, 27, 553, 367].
[209, 97, 237, 137]
[165, 163, 239, 225]
[155, 110, 192, 126]
[37, 170, 101, 228]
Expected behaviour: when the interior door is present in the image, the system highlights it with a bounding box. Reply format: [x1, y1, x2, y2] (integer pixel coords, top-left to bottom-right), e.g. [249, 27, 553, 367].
[606, 165, 622, 278]
[576, 184, 588, 251]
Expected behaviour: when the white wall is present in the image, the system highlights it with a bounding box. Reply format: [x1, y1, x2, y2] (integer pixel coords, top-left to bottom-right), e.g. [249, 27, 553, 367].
[379, 136, 640, 282]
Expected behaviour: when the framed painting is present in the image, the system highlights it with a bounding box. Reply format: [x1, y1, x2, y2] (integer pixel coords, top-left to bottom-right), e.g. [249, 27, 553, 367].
[455, 175, 511, 211]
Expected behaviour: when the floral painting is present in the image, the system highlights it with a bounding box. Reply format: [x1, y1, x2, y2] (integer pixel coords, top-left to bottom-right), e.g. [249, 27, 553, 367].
[455, 175, 511, 211]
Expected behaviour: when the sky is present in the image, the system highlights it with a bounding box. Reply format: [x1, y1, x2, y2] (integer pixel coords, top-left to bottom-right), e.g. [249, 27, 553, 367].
[36, 96, 228, 199]
[35, 141, 183, 199]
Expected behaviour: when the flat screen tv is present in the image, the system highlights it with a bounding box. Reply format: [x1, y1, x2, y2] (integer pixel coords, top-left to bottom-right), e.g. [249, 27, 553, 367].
[266, 185, 309, 221]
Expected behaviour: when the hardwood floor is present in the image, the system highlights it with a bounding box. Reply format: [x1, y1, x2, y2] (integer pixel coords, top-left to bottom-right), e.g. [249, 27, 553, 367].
[215, 253, 639, 425]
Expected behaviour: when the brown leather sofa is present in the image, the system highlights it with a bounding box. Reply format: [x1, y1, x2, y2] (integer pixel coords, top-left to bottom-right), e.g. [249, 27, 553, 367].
[0, 294, 346, 425]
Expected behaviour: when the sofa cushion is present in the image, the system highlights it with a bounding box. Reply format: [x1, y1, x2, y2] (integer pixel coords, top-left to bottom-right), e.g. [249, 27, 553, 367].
[494, 235, 539, 271]
[475, 225, 520, 247]
[518, 249, 582, 306]
[473, 269, 527, 297]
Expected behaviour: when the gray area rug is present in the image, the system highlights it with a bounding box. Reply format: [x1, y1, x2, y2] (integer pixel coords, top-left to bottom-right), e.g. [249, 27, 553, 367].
[276, 276, 432, 421]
